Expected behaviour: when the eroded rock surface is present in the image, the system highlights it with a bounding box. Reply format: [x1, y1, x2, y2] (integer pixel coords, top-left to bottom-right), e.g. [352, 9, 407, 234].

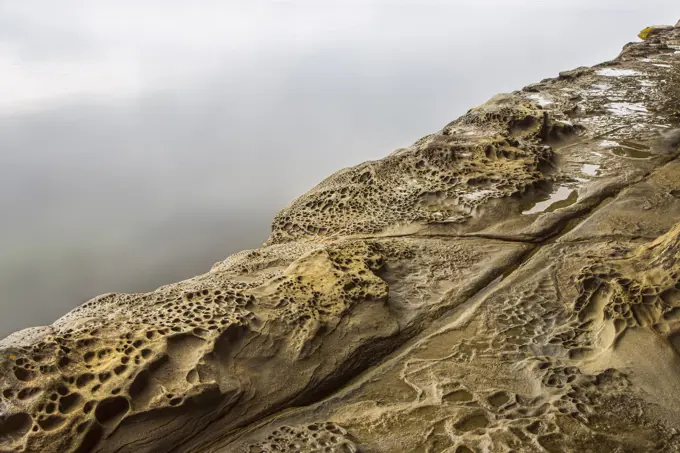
[2, 23, 680, 453]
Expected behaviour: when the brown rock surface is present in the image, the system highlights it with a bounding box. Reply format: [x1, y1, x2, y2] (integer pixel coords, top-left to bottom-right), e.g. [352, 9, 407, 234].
[2, 23, 680, 453]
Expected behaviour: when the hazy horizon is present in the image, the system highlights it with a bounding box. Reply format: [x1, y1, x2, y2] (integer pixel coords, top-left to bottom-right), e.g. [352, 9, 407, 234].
[1, 0, 678, 337]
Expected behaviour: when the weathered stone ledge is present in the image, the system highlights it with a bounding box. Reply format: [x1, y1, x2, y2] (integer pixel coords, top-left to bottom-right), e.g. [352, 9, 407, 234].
[2, 23, 680, 453]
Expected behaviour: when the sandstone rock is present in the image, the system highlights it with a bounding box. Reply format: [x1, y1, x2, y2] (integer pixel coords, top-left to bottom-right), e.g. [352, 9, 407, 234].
[2, 22, 680, 453]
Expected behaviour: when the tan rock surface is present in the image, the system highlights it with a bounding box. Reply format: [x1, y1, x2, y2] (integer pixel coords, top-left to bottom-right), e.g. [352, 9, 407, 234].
[2, 23, 680, 453]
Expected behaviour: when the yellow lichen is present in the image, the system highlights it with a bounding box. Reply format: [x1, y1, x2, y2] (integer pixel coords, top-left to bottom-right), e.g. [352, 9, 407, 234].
[638, 27, 656, 41]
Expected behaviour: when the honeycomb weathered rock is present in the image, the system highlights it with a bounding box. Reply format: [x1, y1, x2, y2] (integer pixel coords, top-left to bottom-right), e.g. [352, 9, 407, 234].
[2, 21, 680, 453]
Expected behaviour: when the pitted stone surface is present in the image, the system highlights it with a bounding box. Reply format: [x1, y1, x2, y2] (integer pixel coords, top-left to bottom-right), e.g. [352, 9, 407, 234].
[267, 95, 557, 245]
[2, 22, 680, 453]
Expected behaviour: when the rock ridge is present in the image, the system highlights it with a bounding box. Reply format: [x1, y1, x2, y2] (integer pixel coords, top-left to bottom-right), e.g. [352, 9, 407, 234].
[2, 23, 680, 453]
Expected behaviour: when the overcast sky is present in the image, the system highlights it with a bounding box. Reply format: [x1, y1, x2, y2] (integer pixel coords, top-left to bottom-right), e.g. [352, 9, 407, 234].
[0, 1, 678, 336]
[2, 1, 678, 114]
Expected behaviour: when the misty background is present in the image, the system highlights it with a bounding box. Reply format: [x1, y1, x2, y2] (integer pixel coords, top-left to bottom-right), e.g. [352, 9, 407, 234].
[0, 0, 678, 337]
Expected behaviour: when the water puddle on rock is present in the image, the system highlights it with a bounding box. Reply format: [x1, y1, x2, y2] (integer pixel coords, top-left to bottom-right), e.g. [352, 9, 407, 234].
[581, 164, 600, 176]
[611, 147, 652, 159]
[599, 139, 652, 159]
[606, 102, 649, 116]
[522, 186, 578, 215]
[619, 140, 650, 150]
[527, 93, 553, 107]
[595, 68, 642, 77]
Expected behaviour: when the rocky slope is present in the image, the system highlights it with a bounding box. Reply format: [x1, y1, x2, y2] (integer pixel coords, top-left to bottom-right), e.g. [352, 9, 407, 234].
[2, 23, 680, 453]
